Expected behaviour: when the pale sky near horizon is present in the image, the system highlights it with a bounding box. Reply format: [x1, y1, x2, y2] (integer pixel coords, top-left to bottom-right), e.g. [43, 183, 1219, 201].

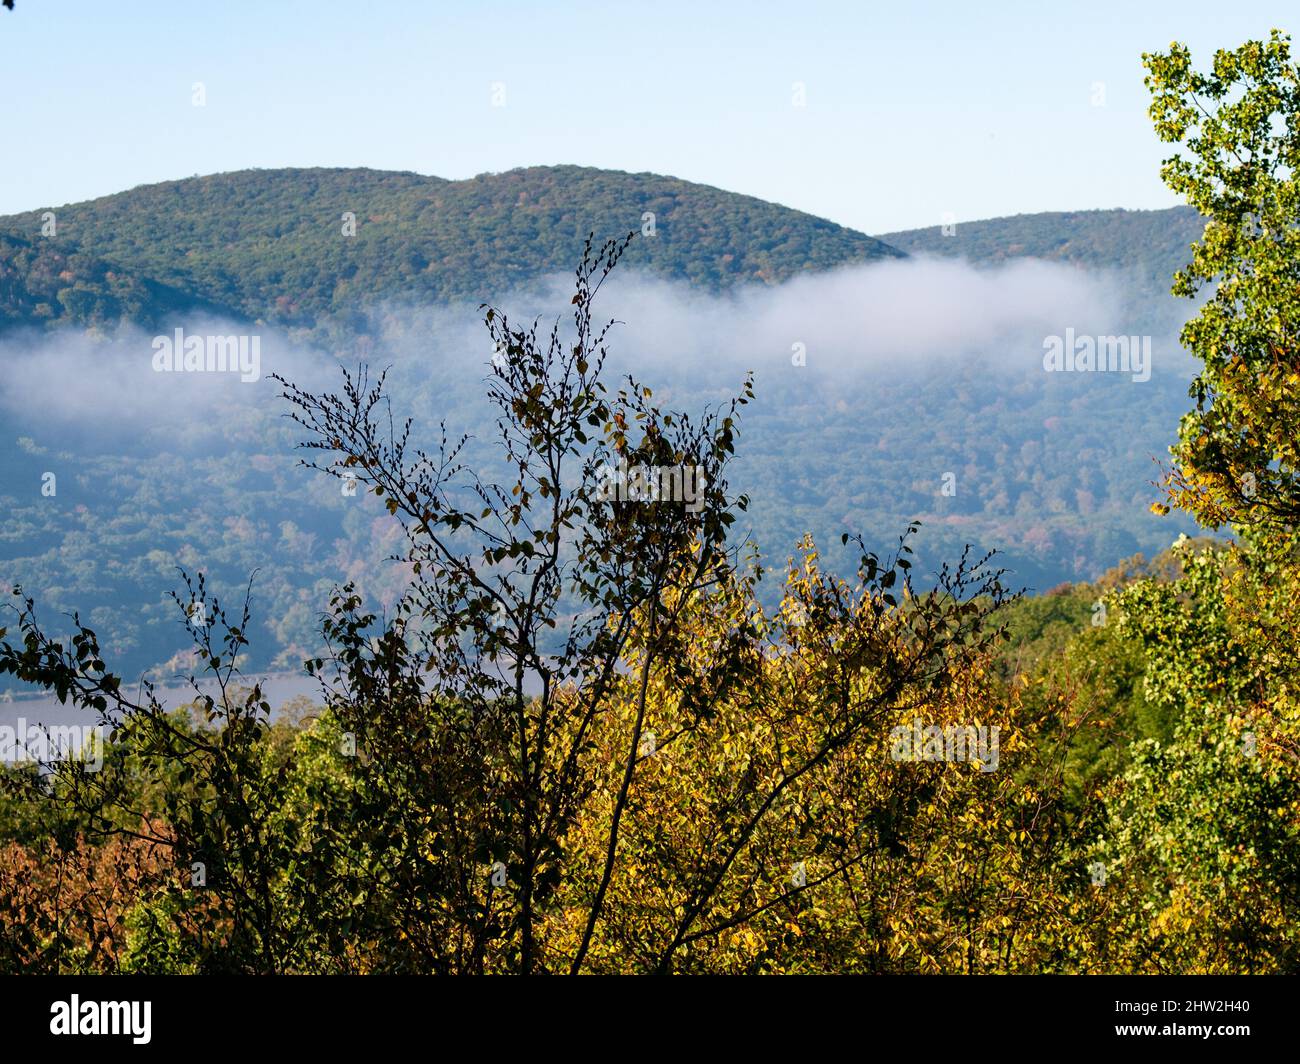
[0, 0, 1290, 234]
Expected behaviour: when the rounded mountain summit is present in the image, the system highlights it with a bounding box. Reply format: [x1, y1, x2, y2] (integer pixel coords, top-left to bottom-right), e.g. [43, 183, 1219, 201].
[0, 166, 906, 333]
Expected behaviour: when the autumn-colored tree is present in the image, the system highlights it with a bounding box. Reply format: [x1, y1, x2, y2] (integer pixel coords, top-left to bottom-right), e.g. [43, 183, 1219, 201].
[1, 234, 1023, 973]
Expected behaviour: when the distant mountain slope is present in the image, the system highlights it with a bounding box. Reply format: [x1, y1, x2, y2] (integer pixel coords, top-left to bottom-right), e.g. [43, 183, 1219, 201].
[0, 172, 1210, 338]
[0, 166, 904, 334]
[0, 232, 230, 332]
[879, 206, 1205, 293]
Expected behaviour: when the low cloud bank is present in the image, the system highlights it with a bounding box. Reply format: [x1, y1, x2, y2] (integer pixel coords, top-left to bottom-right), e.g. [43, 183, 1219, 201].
[0, 254, 1193, 442]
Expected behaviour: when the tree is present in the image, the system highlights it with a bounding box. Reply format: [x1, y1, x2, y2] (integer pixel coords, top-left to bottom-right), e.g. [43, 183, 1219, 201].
[1, 234, 1018, 973]
[1076, 32, 1300, 973]
[1147, 30, 1300, 536]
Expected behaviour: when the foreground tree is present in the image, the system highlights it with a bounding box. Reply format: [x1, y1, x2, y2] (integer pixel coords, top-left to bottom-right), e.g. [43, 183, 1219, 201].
[2, 234, 1025, 973]
[273, 234, 1017, 972]
[1148, 29, 1300, 533]
[1080, 31, 1300, 973]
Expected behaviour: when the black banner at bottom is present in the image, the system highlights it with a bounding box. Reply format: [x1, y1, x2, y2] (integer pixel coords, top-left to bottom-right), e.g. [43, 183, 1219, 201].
[0, 974, 1287, 1053]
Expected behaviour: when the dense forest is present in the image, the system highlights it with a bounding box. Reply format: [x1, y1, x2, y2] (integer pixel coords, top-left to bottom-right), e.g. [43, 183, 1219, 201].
[1, 30, 1297, 975]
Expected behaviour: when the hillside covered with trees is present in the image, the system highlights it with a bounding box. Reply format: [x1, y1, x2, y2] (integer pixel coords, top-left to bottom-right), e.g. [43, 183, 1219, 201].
[882, 205, 1204, 284]
[0, 166, 903, 337]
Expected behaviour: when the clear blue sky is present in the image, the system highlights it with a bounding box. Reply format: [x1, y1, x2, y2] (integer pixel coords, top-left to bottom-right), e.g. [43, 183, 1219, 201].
[0, 0, 1289, 233]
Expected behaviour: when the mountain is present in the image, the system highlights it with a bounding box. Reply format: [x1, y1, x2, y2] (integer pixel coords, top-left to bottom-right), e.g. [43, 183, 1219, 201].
[0, 169, 1207, 337]
[879, 206, 1204, 295]
[0, 166, 904, 336]
[0, 170, 1207, 689]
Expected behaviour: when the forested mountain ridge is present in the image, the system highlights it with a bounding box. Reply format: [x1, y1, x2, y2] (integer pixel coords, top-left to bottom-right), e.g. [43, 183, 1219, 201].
[880, 206, 1204, 294]
[0, 167, 1206, 340]
[0, 165, 904, 335]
